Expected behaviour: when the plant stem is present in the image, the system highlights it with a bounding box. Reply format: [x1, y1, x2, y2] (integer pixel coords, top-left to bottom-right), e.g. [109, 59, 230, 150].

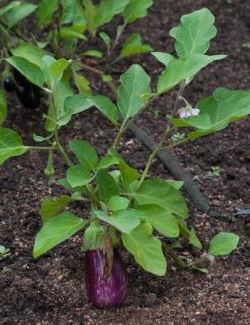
[162, 242, 188, 269]
[137, 126, 174, 188]
[80, 63, 104, 76]
[54, 128, 73, 166]
[108, 24, 126, 56]
[112, 119, 127, 149]
[26, 146, 55, 151]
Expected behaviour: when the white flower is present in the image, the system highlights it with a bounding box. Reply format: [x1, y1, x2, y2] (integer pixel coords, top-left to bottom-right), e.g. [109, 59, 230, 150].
[177, 106, 200, 119]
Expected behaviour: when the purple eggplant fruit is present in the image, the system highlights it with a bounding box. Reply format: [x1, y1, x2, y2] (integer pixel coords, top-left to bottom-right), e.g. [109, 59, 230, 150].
[85, 249, 128, 308]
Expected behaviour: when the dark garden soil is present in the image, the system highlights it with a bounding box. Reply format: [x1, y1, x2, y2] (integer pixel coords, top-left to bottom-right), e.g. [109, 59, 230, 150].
[1, 0, 250, 324]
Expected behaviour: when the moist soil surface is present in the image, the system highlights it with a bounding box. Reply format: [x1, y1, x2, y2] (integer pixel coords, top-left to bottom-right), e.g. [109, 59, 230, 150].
[1, 0, 250, 324]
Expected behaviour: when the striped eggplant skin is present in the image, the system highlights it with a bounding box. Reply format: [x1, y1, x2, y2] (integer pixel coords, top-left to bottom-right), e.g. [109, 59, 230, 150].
[85, 249, 128, 308]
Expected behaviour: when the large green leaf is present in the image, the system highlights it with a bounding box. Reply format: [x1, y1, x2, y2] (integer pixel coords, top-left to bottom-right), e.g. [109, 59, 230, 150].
[36, 0, 59, 27]
[120, 33, 152, 59]
[11, 43, 48, 68]
[94, 209, 140, 233]
[63, 95, 118, 125]
[117, 64, 151, 120]
[171, 88, 250, 139]
[66, 164, 93, 187]
[0, 128, 28, 165]
[39, 195, 71, 222]
[129, 179, 188, 218]
[33, 212, 87, 258]
[61, 95, 93, 126]
[2, 2, 37, 28]
[122, 223, 166, 276]
[96, 169, 119, 203]
[123, 0, 153, 24]
[95, 0, 130, 29]
[157, 54, 225, 94]
[170, 8, 217, 58]
[208, 232, 239, 256]
[135, 205, 180, 238]
[6, 56, 44, 88]
[0, 90, 7, 125]
[69, 140, 98, 170]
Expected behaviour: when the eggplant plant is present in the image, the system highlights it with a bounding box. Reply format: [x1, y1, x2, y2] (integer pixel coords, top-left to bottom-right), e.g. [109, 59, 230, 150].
[35, 0, 153, 59]
[0, 8, 245, 308]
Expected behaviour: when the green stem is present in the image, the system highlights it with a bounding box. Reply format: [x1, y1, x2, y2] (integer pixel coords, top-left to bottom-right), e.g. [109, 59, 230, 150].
[112, 119, 127, 150]
[26, 146, 55, 151]
[137, 126, 175, 188]
[54, 128, 73, 166]
[162, 242, 188, 269]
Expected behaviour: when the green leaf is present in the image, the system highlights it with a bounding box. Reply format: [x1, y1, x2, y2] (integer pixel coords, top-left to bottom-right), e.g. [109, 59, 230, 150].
[130, 179, 188, 218]
[107, 195, 130, 211]
[69, 140, 98, 170]
[33, 212, 87, 258]
[123, 0, 153, 24]
[83, 50, 103, 58]
[0, 90, 7, 125]
[66, 164, 93, 187]
[11, 43, 48, 68]
[6, 56, 44, 88]
[94, 209, 140, 233]
[96, 169, 119, 203]
[122, 223, 166, 276]
[95, 0, 130, 29]
[74, 73, 92, 95]
[152, 52, 174, 66]
[59, 24, 87, 41]
[2, 2, 37, 28]
[61, 0, 77, 25]
[97, 152, 120, 170]
[33, 133, 53, 143]
[48, 58, 71, 88]
[47, 79, 74, 130]
[83, 0, 96, 33]
[39, 195, 71, 222]
[120, 33, 152, 59]
[64, 94, 118, 125]
[135, 205, 180, 238]
[82, 221, 104, 251]
[119, 160, 140, 188]
[36, 0, 59, 27]
[0, 128, 28, 165]
[178, 221, 202, 249]
[90, 95, 118, 125]
[208, 232, 239, 256]
[0, 2, 20, 18]
[117, 64, 151, 120]
[99, 31, 111, 48]
[170, 8, 217, 58]
[171, 88, 250, 140]
[157, 54, 225, 94]
[62, 95, 93, 126]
